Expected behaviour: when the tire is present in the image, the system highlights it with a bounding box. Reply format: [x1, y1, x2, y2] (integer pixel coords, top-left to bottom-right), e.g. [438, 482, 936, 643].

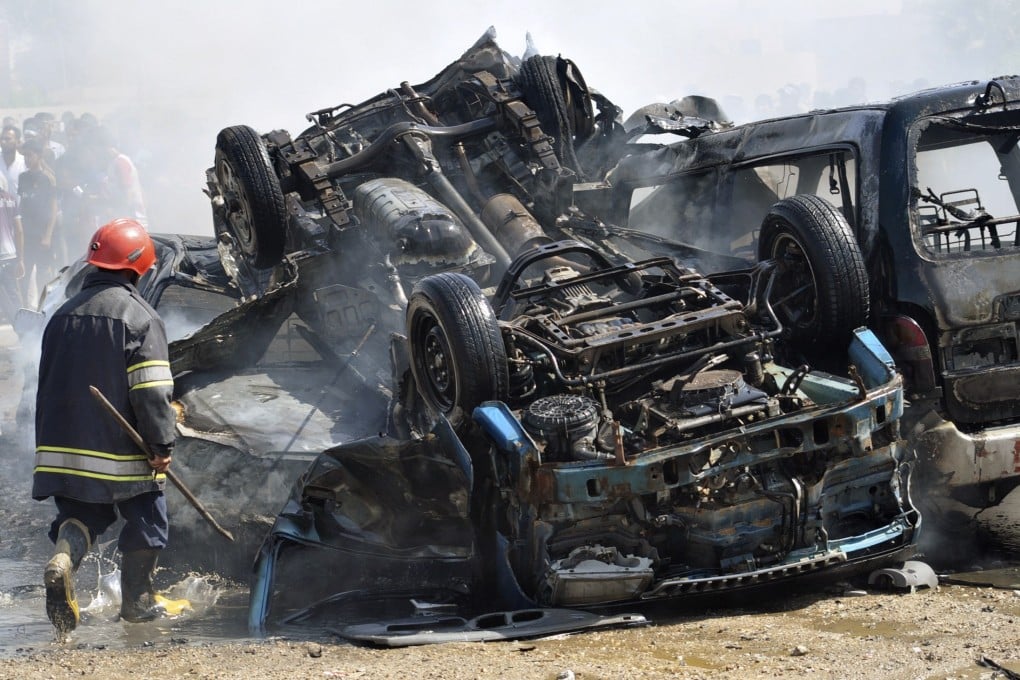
[758, 194, 869, 345]
[214, 125, 287, 268]
[518, 55, 591, 176]
[406, 273, 509, 428]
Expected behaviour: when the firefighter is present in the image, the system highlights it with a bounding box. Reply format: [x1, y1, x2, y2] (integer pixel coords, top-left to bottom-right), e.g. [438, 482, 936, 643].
[32, 218, 176, 633]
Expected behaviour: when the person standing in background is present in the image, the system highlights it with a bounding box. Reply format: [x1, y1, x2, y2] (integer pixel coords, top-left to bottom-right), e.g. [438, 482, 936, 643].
[33, 113, 66, 163]
[56, 118, 103, 265]
[1, 125, 27, 198]
[18, 139, 59, 301]
[0, 173, 24, 323]
[95, 128, 147, 228]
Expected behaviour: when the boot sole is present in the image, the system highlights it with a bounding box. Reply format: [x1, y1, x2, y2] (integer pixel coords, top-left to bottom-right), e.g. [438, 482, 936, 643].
[44, 554, 79, 633]
[120, 610, 159, 623]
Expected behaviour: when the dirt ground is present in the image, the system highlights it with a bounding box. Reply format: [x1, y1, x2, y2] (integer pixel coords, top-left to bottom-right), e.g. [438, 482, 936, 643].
[4, 325, 1019, 680]
[1, 582, 1019, 680]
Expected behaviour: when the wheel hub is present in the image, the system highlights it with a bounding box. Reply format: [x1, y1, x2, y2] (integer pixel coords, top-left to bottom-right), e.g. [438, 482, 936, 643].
[423, 326, 454, 407]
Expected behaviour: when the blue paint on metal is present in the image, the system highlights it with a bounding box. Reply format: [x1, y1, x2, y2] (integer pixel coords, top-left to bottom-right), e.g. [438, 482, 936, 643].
[474, 401, 531, 454]
[849, 327, 897, 388]
[829, 518, 909, 553]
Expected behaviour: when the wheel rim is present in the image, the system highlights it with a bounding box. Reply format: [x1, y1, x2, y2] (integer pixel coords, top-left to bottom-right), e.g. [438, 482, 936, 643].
[415, 315, 457, 412]
[216, 156, 257, 255]
[768, 232, 818, 332]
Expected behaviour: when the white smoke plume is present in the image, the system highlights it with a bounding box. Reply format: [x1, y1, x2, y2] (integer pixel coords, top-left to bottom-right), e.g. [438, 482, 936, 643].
[3, 0, 1017, 237]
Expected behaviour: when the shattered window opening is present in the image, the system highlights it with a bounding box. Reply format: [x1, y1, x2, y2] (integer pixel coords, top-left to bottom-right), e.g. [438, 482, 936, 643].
[628, 150, 857, 266]
[155, 285, 239, 342]
[913, 117, 1020, 255]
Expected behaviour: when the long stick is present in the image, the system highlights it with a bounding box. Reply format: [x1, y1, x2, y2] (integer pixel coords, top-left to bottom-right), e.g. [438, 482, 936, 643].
[89, 385, 235, 542]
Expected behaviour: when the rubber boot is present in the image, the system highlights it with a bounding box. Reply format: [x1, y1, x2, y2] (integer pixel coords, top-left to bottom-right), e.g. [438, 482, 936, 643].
[119, 548, 164, 623]
[44, 518, 91, 634]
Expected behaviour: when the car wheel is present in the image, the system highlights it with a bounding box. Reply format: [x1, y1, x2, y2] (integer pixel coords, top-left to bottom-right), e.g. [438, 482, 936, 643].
[214, 125, 288, 268]
[758, 194, 869, 345]
[518, 55, 593, 177]
[407, 272, 509, 427]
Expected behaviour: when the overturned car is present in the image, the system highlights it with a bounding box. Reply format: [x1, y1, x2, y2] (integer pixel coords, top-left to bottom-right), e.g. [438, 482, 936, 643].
[250, 251, 915, 633]
[199, 31, 919, 636]
[13, 234, 390, 575]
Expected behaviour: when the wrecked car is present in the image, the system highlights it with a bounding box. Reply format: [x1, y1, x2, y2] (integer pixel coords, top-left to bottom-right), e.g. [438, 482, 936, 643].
[14, 234, 241, 427]
[249, 249, 916, 634]
[620, 77, 1020, 519]
[200, 31, 918, 636]
[15, 235, 393, 576]
[21, 234, 241, 341]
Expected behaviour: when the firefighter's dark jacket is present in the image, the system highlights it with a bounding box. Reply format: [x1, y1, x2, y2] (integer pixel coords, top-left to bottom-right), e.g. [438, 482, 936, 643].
[32, 270, 176, 504]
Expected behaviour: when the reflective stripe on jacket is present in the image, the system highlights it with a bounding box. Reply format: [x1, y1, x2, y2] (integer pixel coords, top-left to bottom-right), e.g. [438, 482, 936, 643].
[32, 270, 176, 504]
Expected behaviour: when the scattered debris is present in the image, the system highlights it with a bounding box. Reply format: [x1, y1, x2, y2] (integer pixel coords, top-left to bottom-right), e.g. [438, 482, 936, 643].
[979, 655, 1020, 680]
[868, 560, 939, 592]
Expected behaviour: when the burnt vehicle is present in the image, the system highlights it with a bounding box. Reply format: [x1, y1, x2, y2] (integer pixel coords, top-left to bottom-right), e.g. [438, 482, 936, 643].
[14, 235, 392, 576]
[620, 78, 1020, 519]
[14, 234, 241, 428]
[206, 31, 918, 637]
[248, 247, 915, 635]
[18, 234, 240, 341]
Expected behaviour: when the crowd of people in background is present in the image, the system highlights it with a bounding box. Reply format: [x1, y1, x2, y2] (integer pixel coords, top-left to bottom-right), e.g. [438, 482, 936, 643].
[0, 111, 147, 324]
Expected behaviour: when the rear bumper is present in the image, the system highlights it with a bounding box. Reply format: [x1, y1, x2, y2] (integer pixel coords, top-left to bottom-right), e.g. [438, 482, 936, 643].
[910, 410, 1020, 507]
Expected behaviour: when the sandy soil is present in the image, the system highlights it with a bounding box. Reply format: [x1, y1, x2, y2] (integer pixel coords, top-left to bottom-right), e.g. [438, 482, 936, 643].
[2, 583, 1019, 680]
[4, 324, 1019, 680]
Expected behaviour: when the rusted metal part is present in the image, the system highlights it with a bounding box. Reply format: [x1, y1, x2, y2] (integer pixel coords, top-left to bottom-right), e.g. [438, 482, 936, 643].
[480, 194, 552, 258]
[399, 81, 441, 127]
[489, 339, 903, 511]
[612, 421, 626, 466]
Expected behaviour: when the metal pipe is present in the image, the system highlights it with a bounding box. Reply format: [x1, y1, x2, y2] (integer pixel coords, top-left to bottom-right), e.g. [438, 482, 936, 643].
[399, 81, 441, 126]
[648, 402, 767, 435]
[556, 289, 694, 325]
[509, 328, 762, 387]
[454, 143, 488, 206]
[480, 194, 553, 258]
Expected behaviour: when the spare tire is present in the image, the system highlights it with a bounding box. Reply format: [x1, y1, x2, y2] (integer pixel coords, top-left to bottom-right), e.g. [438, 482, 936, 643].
[758, 194, 869, 346]
[214, 125, 287, 268]
[407, 273, 509, 428]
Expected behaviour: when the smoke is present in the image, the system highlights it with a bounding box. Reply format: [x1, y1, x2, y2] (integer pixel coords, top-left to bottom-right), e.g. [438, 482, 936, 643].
[6, 0, 1020, 580]
[4, 0, 1018, 240]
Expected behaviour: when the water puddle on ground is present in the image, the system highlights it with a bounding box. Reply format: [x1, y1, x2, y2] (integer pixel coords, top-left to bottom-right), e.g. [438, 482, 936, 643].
[0, 552, 250, 657]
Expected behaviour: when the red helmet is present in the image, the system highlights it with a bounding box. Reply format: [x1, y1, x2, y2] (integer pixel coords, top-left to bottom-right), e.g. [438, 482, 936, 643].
[86, 218, 156, 277]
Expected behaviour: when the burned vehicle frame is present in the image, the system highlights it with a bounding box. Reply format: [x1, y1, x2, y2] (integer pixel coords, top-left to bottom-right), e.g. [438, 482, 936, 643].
[617, 77, 1020, 518]
[248, 240, 916, 632]
[199, 31, 920, 635]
